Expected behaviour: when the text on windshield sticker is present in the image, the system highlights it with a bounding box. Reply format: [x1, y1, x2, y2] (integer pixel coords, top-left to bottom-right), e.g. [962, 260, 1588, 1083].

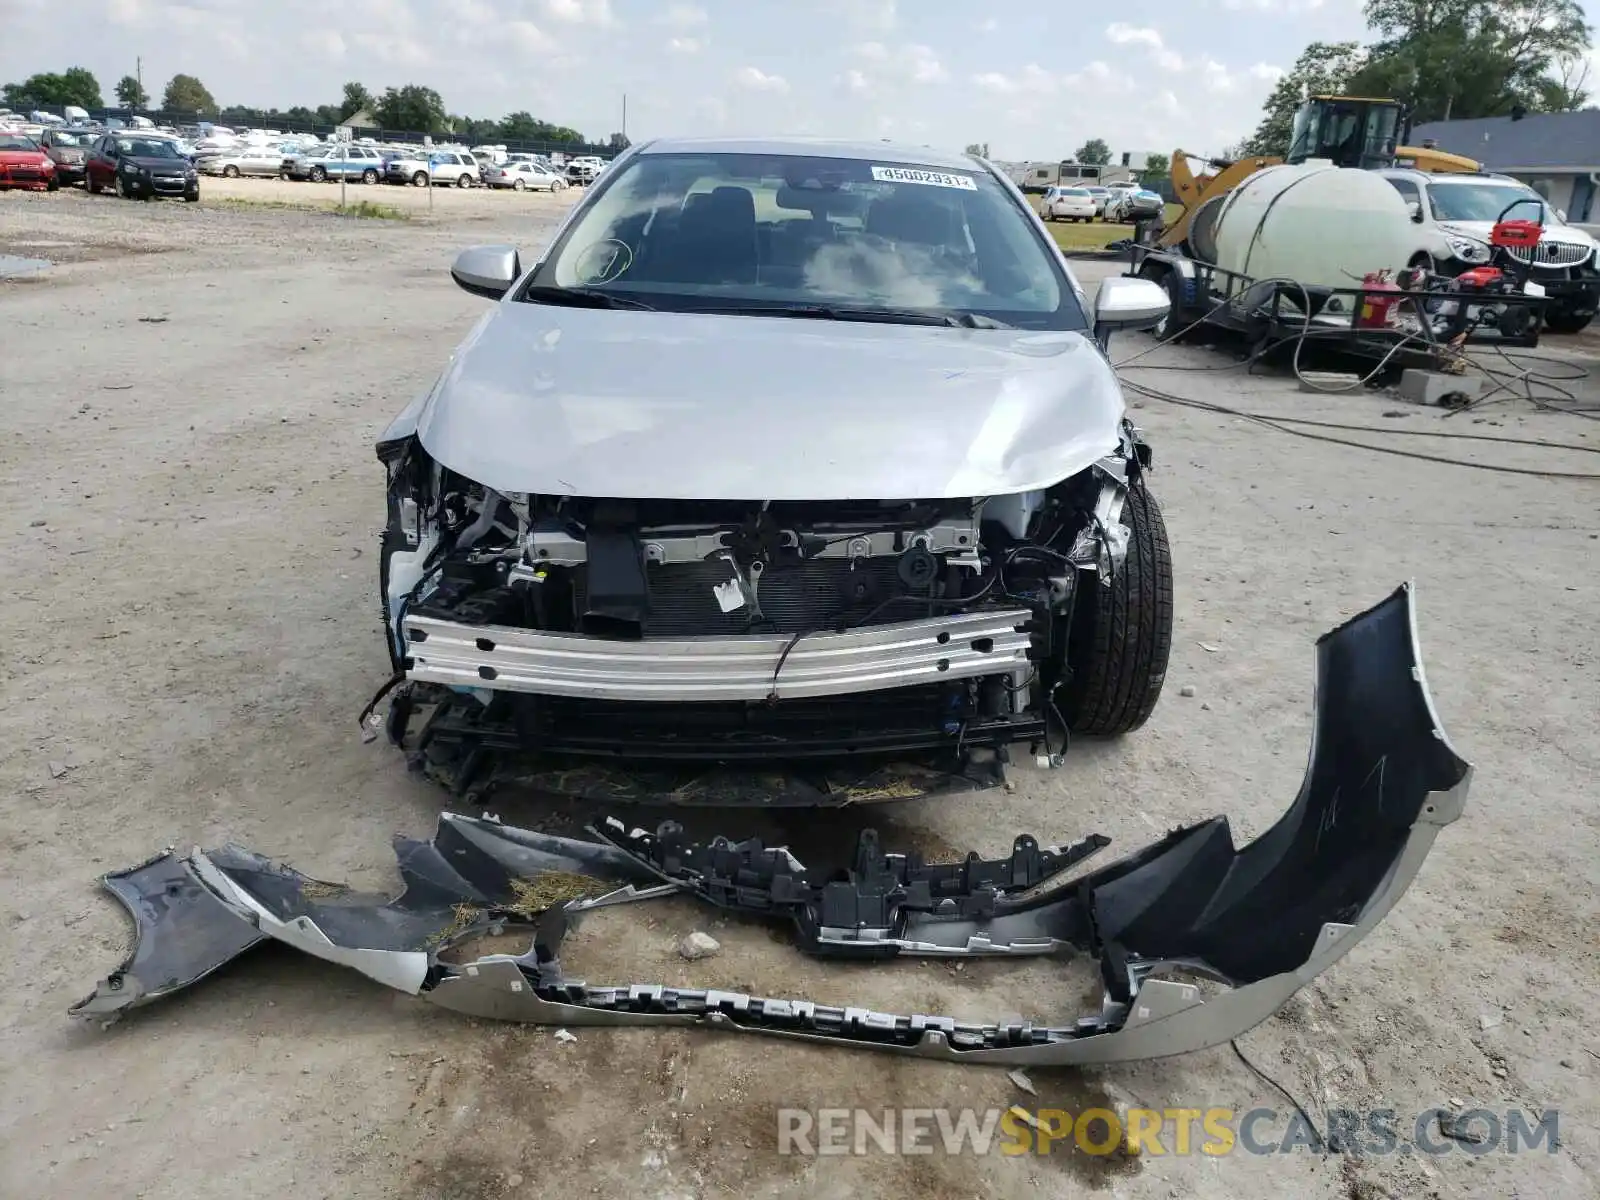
[870, 166, 978, 191]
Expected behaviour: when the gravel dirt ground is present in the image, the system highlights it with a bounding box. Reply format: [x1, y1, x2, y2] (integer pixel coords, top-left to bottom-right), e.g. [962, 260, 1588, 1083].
[1, 185, 1597, 1200]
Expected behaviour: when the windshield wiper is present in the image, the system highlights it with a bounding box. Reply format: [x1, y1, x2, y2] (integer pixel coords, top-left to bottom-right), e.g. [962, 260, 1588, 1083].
[521, 285, 656, 311]
[696, 304, 1012, 328]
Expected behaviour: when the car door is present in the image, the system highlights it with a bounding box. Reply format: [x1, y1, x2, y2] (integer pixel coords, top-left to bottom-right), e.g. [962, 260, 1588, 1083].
[87, 136, 112, 187]
[245, 150, 274, 176]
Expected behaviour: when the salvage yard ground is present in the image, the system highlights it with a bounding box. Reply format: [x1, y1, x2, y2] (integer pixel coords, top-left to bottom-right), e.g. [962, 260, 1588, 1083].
[1, 187, 1597, 1200]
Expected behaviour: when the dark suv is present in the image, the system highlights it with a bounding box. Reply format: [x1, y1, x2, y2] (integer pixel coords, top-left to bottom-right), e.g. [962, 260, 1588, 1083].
[85, 134, 199, 202]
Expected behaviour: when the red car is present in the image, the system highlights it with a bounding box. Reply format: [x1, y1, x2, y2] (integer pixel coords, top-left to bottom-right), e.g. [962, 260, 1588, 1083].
[0, 132, 58, 191]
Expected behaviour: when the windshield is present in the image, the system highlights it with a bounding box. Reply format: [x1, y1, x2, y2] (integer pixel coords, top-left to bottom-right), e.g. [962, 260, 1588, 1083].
[117, 138, 183, 158]
[526, 150, 1080, 329]
[1061, 188, 1089, 196]
[0, 134, 41, 151]
[1428, 182, 1554, 224]
[49, 131, 89, 146]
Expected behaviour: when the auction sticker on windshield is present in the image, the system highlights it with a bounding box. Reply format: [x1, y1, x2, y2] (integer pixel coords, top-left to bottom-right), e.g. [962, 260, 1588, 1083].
[871, 166, 978, 191]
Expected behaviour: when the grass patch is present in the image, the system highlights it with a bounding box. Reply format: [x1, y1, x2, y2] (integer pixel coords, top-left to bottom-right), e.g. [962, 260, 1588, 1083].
[1042, 203, 1185, 253]
[206, 195, 409, 220]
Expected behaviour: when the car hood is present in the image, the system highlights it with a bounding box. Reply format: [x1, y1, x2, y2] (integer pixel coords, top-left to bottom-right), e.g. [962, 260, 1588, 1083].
[412, 303, 1124, 501]
[0, 150, 48, 165]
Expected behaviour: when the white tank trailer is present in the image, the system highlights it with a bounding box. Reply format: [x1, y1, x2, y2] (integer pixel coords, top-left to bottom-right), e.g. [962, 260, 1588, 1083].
[1199, 160, 1422, 295]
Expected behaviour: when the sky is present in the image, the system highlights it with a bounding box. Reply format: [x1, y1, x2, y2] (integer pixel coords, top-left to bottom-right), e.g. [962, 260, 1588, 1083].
[0, 0, 1587, 159]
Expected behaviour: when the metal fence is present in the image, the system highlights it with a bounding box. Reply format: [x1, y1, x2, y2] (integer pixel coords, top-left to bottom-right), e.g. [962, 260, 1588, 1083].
[29, 105, 618, 160]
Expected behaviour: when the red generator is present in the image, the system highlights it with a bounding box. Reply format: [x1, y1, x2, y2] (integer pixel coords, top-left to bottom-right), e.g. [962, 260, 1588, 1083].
[1356, 271, 1404, 329]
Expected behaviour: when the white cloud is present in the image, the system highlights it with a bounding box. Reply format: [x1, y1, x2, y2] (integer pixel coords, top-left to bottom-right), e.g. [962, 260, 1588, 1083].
[847, 42, 946, 84]
[1105, 22, 1163, 50]
[659, 2, 707, 26]
[299, 28, 346, 59]
[971, 64, 1059, 96]
[1249, 63, 1287, 83]
[507, 20, 556, 52]
[666, 36, 702, 53]
[841, 69, 874, 96]
[1105, 22, 1182, 71]
[732, 66, 789, 93]
[542, 0, 615, 26]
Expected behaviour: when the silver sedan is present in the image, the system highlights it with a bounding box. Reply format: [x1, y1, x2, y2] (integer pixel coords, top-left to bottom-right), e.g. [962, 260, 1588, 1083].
[481, 161, 569, 192]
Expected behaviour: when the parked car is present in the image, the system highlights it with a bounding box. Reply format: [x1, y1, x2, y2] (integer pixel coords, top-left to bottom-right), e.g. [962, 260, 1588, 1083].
[289, 144, 385, 183]
[564, 155, 604, 184]
[85, 134, 198, 201]
[481, 160, 569, 191]
[37, 128, 92, 186]
[0, 132, 56, 191]
[384, 149, 480, 187]
[1040, 185, 1097, 223]
[201, 146, 287, 178]
[1105, 187, 1163, 223]
[1084, 185, 1111, 217]
[374, 137, 1176, 801]
[1375, 167, 1600, 334]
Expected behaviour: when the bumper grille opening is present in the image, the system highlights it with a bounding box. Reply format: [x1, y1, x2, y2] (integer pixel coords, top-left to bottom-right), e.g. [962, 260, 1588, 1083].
[574, 558, 926, 637]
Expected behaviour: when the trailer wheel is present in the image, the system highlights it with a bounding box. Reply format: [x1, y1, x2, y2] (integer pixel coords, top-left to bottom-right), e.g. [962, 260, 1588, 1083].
[1058, 478, 1174, 737]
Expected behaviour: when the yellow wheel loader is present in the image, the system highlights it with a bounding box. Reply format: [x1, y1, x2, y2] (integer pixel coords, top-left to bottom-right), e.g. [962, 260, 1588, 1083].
[1159, 95, 1481, 250]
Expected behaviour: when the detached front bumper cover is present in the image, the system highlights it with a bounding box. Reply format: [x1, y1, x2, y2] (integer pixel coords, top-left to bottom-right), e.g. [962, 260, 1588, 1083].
[72, 584, 1470, 1065]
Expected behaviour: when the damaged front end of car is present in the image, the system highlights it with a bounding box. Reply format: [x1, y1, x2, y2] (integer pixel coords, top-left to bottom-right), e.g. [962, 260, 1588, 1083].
[372, 409, 1167, 805]
[74, 584, 1470, 1066]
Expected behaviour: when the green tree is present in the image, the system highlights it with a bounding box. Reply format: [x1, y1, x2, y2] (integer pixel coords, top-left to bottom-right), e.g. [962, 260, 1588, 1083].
[1139, 151, 1170, 185]
[114, 74, 148, 108]
[340, 81, 374, 120]
[448, 114, 500, 143]
[2, 67, 103, 110]
[607, 131, 631, 150]
[1074, 137, 1111, 165]
[1348, 0, 1591, 121]
[1243, 41, 1367, 155]
[374, 84, 447, 133]
[162, 73, 217, 115]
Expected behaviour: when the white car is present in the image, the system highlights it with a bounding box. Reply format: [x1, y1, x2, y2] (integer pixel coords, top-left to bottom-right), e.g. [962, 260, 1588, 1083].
[201, 147, 287, 178]
[481, 161, 569, 191]
[1040, 186, 1097, 223]
[384, 150, 480, 188]
[1375, 168, 1600, 333]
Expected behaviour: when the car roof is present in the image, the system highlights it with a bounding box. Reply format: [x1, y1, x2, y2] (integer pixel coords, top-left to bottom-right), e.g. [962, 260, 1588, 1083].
[1379, 168, 1523, 186]
[637, 136, 979, 171]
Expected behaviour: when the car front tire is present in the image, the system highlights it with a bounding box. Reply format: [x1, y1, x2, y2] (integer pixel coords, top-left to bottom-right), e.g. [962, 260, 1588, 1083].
[310, 166, 327, 183]
[1542, 308, 1595, 334]
[1058, 477, 1175, 737]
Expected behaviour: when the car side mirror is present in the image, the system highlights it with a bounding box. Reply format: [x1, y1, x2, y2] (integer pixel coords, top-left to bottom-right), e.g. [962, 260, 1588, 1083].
[1092, 276, 1170, 349]
[451, 245, 521, 300]
[1407, 202, 1423, 223]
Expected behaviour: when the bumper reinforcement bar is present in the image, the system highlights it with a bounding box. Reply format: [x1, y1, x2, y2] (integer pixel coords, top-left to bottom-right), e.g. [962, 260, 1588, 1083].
[402, 609, 1034, 702]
